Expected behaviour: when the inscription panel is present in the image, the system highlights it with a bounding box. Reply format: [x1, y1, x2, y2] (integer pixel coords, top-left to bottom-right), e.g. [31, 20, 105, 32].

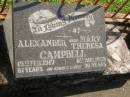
[14, 3, 106, 78]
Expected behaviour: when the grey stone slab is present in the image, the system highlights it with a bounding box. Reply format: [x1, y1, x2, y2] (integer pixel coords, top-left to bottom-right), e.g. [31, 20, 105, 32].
[4, 2, 107, 78]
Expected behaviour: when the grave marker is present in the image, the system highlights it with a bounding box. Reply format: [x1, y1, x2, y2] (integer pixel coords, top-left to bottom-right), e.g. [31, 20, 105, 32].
[4, 2, 107, 78]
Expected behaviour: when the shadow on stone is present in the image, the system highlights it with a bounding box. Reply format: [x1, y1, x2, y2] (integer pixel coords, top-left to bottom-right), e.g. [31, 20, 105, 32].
[125, 32, 130, 49]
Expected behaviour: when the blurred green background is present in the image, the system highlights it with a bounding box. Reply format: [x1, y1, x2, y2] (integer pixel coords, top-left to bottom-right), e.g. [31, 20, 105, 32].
[0, 0, 11, 11]
[0, 0, 130, 13]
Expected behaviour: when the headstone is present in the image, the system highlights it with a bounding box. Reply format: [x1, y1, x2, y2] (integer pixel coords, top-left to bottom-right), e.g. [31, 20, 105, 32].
[4, 2, 106, 78]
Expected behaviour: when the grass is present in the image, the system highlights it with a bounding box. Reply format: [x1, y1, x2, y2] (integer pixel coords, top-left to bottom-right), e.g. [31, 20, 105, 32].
[98, 0, 130, 13]
[0, 0, 130, 13]
[0, 0, 11, 11]
[50, 0, 130, 13]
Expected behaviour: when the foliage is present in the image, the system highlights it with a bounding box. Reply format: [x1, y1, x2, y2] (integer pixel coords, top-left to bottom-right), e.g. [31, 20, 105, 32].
[0, 0, 11, 11]
[0, 0, 130, 13]
[17, 0, 130, 13]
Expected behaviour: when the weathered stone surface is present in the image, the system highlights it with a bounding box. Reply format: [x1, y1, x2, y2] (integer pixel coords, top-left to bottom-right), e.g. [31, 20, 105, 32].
[105, 25, 130, 74]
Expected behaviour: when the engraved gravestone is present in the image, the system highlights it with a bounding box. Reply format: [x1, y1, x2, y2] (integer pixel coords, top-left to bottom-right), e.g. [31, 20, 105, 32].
[4, 2, 106, 78]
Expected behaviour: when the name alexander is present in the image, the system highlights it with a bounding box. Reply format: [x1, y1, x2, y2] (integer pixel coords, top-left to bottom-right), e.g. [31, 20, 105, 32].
[18, 39, 67, 47]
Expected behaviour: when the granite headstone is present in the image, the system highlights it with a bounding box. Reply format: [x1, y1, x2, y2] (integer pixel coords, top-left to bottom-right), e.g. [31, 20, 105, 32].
[4, 2, 106, 78]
